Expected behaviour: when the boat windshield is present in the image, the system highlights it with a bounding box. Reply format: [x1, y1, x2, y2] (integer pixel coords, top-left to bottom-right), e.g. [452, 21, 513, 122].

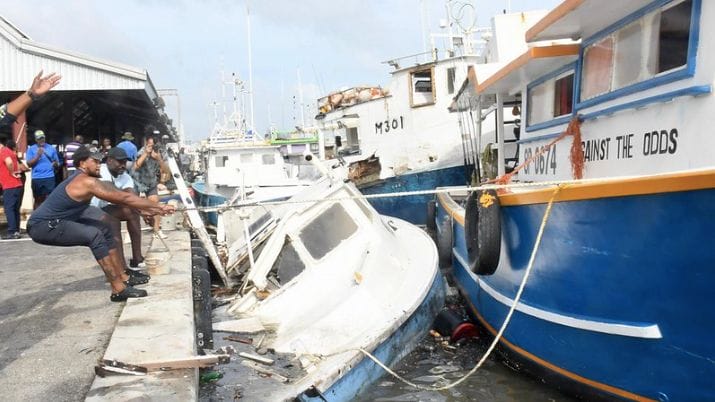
[299, 203, 358, 260]
[271, 236, 305, 284]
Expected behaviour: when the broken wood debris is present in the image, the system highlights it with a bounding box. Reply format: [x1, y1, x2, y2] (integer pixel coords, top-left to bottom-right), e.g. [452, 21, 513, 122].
[241, 360, 289, 383]
[213, 317, 266, 333]
[94, 354, 230, 377]
[239, 352, 274, 365]
[223, 335, 254, 345]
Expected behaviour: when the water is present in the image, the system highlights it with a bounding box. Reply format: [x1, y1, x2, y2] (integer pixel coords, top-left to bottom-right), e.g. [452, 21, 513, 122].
[356, 332, 573, 401]
[200, 294, 574, 401]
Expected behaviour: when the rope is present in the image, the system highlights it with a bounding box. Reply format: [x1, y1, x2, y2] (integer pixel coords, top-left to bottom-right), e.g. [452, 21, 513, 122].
[491, 117, 583, 185]
[178, 173, 638, 213]
[347, 186, 563, 392]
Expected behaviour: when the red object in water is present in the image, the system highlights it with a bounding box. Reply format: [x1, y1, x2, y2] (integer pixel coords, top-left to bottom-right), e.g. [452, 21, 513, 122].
[450, 322, 479, 342]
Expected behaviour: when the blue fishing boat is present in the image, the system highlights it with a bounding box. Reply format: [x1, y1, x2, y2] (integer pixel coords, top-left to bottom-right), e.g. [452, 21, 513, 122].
[434, 0, 715, 400]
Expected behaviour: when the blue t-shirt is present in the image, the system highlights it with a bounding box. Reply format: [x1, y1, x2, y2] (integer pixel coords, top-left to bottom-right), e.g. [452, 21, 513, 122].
[117, 140, 138, 161]
[26, 143, 60, 179]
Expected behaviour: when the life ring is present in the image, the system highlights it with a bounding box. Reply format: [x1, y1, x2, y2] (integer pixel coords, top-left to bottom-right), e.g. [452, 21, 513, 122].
[464, 190, 501, 275]
[436, 213, 453, 268]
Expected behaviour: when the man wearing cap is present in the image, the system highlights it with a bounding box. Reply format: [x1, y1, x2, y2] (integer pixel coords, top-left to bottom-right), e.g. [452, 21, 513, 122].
[27, 146, 175, 302]
[117, 131, 138, 171]
[91, 147, 146, 269]
[26, 129, 60, 208]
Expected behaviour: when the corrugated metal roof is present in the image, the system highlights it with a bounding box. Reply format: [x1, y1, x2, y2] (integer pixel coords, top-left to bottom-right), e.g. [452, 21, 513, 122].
[0, 16, 152, 92]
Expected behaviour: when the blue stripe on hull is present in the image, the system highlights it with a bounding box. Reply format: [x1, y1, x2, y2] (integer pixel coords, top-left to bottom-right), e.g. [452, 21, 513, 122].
[191, 182, 228, 226]
[360, 165, 468, 225]
[300, 272, 446, 401]
[439, 188, 715, 401]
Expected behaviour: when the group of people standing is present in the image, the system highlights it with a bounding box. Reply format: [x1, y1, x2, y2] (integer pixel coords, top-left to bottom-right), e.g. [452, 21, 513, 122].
[1, 71, 175, 302]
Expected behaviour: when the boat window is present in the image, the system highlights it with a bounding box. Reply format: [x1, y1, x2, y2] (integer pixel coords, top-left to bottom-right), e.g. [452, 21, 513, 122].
[262, 154, 275, 165]
[271, 236, 306, 284]
[580, 0, 692, 102]
[581, 37, 614, 100]
[658, 0, 692, 73]
[447, 67, 456, 94]
[215, 155, 228, 167]
[346, 127, 360, 152]
[527, 70, 574, 126]
[553, 74, 573, 117]
[299, 203, 358, 260]
[240, 153, 253, 163]
[410, 68, 435, 107]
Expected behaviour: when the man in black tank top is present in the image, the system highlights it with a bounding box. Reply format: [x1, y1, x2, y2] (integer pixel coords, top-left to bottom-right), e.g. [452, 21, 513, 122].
[27, 147, 175, 302]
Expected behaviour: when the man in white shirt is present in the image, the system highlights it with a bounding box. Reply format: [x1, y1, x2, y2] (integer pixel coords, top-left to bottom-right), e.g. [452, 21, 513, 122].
[91, 147, 146, 269]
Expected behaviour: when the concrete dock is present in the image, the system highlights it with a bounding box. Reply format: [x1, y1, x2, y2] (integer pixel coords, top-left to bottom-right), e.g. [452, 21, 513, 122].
[0, 228, 199, 401]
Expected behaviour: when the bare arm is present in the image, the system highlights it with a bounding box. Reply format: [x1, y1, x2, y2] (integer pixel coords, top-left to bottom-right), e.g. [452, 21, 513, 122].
[4, 156, 13, 172]
[89, 180, 173, 215]
[6, 71, 61, 116]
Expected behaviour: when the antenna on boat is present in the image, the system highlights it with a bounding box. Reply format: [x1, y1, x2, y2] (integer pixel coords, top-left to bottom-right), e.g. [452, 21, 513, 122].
[420, 0, 429, 54]
[246, 1, 256, 137]
[297, 68, 306, 128]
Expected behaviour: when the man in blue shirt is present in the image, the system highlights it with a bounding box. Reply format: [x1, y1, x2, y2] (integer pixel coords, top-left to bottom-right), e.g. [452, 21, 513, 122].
[116, 131, 138, 172]
[26, 130, 60, 208]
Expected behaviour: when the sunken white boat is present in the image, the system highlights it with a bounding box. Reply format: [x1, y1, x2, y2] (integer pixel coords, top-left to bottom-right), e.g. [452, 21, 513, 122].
[205, 166, 445, 401]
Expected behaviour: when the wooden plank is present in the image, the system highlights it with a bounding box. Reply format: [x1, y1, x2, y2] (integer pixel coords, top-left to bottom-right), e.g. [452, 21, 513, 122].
[213, 317, 266, 333]
[238, 352, 274, 366]
[241, 360, 289, 383]
[138, 354, 230, 371]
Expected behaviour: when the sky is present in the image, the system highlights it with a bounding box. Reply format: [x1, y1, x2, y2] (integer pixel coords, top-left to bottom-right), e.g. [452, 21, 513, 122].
[2, 0, 559, 142]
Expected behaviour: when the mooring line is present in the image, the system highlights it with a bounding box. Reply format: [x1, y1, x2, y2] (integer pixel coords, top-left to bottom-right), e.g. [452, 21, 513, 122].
[179, 175, 625, 213]
[321, 185, 563, 392]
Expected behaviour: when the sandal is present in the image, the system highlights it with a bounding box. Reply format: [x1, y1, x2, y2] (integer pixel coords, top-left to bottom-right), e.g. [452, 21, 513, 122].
[110, 286, 148, 302]
[124, 275, 149, 287]
[126, 268, 150, 280]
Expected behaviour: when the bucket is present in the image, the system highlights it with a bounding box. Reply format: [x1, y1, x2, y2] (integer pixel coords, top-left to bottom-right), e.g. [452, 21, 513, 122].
[433, 309, 479, 342]
[145, 253, 170, 275]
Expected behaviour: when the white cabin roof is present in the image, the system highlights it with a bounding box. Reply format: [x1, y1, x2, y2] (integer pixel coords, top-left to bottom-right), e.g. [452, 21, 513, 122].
[0, 16, 155, 98]
[525, 0, 653, 42]
[476, 44, 580, 95]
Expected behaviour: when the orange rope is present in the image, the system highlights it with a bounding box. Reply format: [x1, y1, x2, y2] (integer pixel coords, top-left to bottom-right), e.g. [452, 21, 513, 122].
[491, 117, 583, 185]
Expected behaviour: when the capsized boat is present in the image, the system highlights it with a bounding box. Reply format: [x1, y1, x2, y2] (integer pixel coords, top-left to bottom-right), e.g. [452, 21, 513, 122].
[313, 8, 550, 224]
[434, 0, 715, 400]
[202, 163, 445, 400]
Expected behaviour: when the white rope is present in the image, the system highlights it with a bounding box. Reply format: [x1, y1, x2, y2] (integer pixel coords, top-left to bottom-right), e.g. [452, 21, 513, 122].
[349, 185, 563, 392]
[181, 173, 635, 213]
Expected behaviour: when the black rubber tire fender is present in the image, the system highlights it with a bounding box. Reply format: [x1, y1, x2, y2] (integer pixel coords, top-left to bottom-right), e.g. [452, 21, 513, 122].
[465, 190, 501, 275]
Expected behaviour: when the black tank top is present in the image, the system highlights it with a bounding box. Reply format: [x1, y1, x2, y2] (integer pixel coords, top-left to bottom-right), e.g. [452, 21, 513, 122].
[28, 171, 90, 225]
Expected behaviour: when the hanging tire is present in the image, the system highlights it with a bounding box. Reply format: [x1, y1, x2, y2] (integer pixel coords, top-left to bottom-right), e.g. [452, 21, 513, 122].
[464, 190, 501, 275]
[436, 214, 453, 268]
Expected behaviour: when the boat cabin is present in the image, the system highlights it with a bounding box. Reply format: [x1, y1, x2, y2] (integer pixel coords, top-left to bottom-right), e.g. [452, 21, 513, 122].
[456, 0, 710, 182]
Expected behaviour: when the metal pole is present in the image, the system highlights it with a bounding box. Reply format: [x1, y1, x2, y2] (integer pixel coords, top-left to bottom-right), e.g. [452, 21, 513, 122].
[246, 1, 256, 134]
[496, 93, 505, 177]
